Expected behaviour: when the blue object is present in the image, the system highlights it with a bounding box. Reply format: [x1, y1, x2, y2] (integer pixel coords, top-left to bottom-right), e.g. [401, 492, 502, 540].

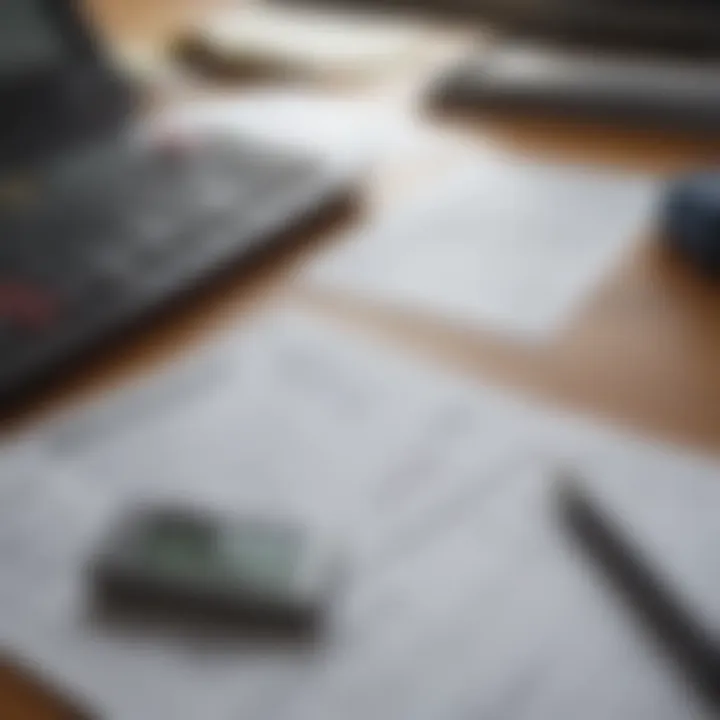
[662, 171, 720, 275]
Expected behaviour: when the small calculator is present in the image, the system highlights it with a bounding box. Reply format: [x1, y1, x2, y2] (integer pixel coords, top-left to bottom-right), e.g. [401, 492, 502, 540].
[89, 505, 342, 632]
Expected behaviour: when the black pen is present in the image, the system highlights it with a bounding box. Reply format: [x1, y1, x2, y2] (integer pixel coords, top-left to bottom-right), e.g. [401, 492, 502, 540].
[556, 470, 720, 708]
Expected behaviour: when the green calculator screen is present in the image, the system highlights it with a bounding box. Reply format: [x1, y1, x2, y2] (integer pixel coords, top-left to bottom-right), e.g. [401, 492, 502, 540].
[138, 518, 301, 593]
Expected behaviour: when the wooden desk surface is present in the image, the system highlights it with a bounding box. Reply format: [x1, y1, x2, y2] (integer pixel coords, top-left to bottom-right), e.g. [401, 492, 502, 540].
[4, 0, 720, 715]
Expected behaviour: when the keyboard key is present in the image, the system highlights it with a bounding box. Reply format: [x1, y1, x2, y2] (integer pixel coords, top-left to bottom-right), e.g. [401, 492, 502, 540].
[0, 281, 56, 330]
[195, 179, 242, 213]
[0, 318, 21, 350]
[131, 214, 178, 252]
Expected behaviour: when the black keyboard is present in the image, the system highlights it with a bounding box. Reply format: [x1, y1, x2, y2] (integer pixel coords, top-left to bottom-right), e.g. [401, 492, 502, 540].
[429, 43, 720, 131]
[0, 133, 352, 403]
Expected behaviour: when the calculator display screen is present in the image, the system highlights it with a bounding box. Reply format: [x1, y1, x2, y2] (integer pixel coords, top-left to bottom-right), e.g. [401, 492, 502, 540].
[139, 519, 302, 593]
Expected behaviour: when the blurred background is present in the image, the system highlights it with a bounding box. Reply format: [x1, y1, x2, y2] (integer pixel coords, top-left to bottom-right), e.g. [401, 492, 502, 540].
[1, 0, 720, 718]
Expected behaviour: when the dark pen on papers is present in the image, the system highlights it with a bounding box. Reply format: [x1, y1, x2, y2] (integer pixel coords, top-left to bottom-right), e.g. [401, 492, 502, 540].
[556, 470, 720, 708]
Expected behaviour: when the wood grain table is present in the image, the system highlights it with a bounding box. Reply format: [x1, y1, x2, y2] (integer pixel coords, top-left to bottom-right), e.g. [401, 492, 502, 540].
[3, 0, 720, 716]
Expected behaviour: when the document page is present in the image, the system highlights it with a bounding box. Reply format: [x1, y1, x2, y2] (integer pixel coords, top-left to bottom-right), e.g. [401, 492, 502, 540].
[0, 310, 715, 719]
[307, 159, 658, 339]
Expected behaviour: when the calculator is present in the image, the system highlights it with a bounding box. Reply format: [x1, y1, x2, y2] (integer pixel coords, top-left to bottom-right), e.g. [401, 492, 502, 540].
[89, 505, 343, 633]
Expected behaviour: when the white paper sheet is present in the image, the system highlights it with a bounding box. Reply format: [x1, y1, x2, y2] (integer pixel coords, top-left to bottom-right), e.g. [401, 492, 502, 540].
[307, 159, 659, 339]
[0, 310, 716, 720]
[156, 93, 444, 170]
[194, 5, 426, 80]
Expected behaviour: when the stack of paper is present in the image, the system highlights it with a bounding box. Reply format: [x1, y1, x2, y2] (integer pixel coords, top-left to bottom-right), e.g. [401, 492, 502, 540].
[0, 311, 715, 719]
